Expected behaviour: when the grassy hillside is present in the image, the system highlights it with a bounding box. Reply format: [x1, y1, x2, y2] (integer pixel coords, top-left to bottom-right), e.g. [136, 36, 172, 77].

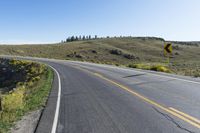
[0, 37, 200, 77]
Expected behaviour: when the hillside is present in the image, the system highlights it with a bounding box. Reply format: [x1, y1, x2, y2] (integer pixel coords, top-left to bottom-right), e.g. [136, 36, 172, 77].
[0, 37, 200, 77]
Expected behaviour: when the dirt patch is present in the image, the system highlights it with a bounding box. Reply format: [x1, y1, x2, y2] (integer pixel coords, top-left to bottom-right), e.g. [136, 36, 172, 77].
[11, 109, 42, 133]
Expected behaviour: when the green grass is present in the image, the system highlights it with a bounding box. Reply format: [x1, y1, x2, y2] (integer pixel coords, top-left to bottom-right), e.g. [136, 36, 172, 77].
[0, 37, 200, 77]
[0, 60, 53, 133]
[23, 68, 53, 112]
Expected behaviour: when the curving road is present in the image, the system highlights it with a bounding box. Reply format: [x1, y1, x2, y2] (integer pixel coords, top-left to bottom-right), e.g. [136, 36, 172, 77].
[2, 56, 200, 133]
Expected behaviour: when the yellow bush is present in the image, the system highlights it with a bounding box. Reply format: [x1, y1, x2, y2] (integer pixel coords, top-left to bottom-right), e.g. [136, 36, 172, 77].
[0, 59, 50, 132]
[1, 86, 25, 111]
[135, 64, 151, 70]
[155, 66, 171, 73]
[33, 76, 41, 81]
[0, 111, 17, 123]
[128, 63, 172, 73]
[26, 81, 34, 87]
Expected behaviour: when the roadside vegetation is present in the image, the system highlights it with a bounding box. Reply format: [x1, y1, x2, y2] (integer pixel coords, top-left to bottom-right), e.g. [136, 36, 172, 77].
[0, 37, 200, 77]
[0, 59, 53, 133]
[128, 63, 172, 73]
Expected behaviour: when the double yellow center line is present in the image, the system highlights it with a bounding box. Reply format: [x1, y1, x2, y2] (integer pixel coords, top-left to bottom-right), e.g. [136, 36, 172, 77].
[76, 66, 200, 129]
[93, 73, 200, 129]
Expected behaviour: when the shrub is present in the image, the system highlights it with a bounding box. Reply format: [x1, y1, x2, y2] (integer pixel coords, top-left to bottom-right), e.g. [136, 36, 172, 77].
[194, 73, 200, 78]
[123, 54, 139, 60]
[91, 50, 97, 54]
[0, 59, 53, 132]
[150, 65, 171, 73]
[1, 86, 25, 112]
[110, 49, 123, 55]
[128, 63, 172, 73]
[128, 64, 150, 70]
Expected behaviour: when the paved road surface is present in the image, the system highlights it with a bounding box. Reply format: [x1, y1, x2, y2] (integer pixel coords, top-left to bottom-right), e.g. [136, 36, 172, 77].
[2, 56, 200, 133]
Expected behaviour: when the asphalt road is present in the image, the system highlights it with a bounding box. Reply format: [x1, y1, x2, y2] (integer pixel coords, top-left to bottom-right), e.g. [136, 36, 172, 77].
[2, 56, 200, 133]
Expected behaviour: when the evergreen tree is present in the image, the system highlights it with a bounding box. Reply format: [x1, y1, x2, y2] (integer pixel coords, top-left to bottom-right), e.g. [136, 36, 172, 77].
[82, 36, 86, 40]
[75, 36, 79, 41]
[67, 37, 71, 42]
[79, 35, 82, 40]
[71, 36, 75, 41]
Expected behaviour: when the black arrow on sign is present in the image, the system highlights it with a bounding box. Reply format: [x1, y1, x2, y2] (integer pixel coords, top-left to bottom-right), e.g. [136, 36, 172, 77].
[164, 44, 172, 53]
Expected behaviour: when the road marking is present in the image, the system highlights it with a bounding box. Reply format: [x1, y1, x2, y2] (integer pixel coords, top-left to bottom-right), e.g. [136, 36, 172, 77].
[146, 72, 200, 85]
[4, 56, 200, 129]
[94, 73, 103, 77]
[4, 56, 199, 129]
[169, 107, 200, 124]
[73, 61, 200, 85]
[93, 72, 200, 129]
[2, 55, 200, 85]
[48, 65, 61, 133]
[105, 66, 200, 85]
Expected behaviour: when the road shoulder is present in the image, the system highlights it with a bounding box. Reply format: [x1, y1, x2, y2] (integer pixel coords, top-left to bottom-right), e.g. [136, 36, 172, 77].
[35, 69, 59, 133]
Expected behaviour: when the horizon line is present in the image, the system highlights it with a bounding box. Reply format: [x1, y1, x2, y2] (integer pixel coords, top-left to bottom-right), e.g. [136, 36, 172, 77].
[1, 36, 200, 45]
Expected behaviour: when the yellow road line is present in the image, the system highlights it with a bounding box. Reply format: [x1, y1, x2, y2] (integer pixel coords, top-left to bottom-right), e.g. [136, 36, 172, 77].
[93, 72, 200, 129]
[169, 107, 200, 125]
[75, 67, 200, 129]
[94, 73, 103, 77]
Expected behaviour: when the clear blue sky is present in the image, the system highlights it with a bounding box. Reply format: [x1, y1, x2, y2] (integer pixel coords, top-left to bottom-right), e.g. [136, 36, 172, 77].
[0, 0, 200, 44]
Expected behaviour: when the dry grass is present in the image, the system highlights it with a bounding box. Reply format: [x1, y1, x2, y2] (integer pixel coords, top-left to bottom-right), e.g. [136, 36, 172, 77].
[0, 37, 200, 77]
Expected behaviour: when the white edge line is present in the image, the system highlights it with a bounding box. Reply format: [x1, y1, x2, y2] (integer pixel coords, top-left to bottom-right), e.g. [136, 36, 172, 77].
[73, 62, 200, 85]
[147, 72, 200, 85]
[48, 65, 61, 133]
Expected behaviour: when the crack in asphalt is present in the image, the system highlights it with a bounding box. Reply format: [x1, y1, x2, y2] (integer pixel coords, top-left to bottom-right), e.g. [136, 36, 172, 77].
[153, 107, 195, 133]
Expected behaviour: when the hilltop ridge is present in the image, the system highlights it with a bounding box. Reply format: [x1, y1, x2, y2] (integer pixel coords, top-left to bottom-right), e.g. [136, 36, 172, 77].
[0, 37, 200, 77]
